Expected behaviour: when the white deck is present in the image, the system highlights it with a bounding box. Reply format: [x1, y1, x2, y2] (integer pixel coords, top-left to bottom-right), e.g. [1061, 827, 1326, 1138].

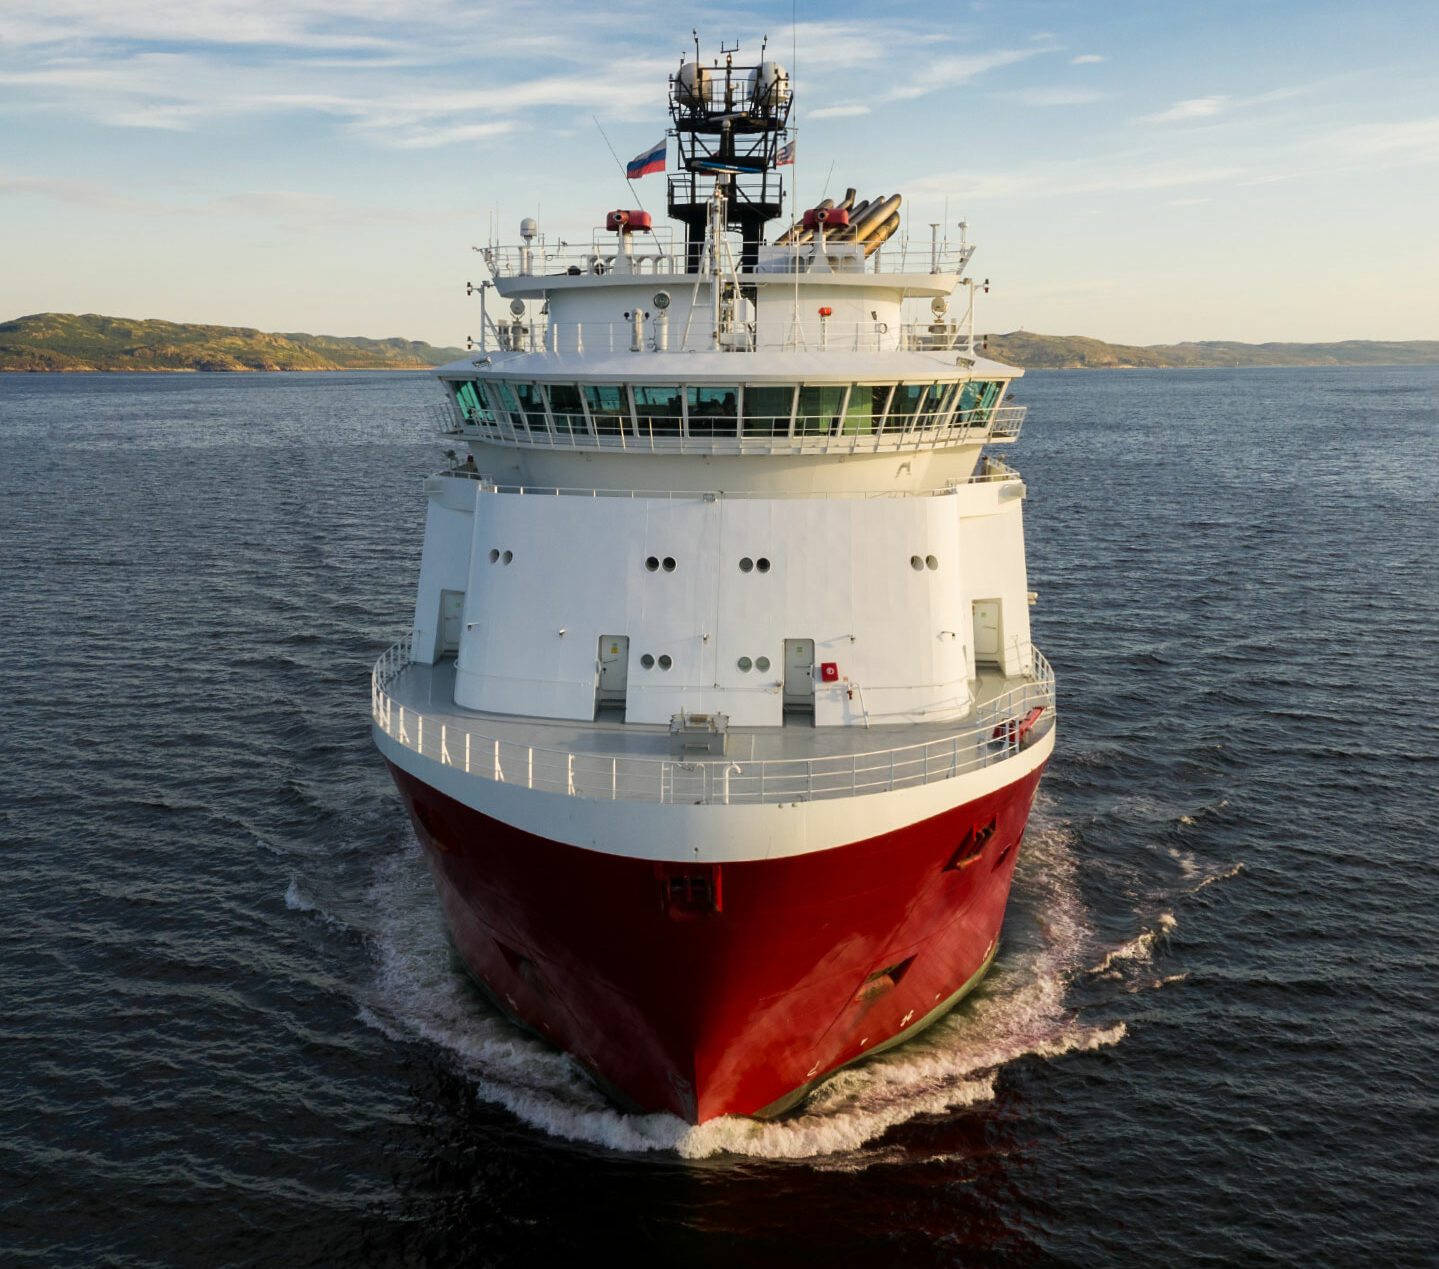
[372, 642, 1054, 806]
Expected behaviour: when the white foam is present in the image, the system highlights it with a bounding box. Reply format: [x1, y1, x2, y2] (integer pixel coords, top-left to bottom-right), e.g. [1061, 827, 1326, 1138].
[357, 820, 1126, 1161]
[1088, 911, 1176, 976]
[1192, 861, 1244, 892]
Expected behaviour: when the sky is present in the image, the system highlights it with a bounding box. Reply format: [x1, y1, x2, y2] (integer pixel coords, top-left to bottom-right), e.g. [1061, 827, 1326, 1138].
[2, 0, 1436, 347]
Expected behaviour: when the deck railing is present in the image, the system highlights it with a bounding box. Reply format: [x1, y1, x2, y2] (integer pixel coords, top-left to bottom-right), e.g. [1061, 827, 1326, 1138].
[483, 236, 976, 280]
[479, 317, 979, 357]
[372, 639, 1054, 807]
[429, 399, 1024, 455]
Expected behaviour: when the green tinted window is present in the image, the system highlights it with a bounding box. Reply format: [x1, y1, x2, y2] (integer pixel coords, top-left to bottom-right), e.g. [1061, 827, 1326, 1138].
[796, 384, 846, 435]
[584, 384, 629, 435]
[509, 382, 548, 434]
[956, 380, 1001, 422]
[685, 386, 738, 437]
[743, 385, 793, 436]
[633, 385, 682, 437]
[453, 381, 482, 420]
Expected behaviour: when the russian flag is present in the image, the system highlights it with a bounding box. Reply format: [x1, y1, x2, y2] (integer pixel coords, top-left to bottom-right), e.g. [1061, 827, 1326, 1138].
[626, 138, 666, 180]
[776, 139, 795, 166]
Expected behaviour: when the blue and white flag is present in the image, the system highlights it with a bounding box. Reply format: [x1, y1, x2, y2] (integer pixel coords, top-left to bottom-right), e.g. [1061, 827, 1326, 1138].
[626, 138, 666, 179]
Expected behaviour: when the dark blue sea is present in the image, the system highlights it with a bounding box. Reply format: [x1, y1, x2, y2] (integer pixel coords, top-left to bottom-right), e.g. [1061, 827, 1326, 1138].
[2, 366, 1435, 1267]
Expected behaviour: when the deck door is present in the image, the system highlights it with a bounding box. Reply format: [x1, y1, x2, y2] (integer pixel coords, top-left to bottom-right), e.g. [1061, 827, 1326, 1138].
[597, 635, 630, 706]
[783, 638, 815, 715]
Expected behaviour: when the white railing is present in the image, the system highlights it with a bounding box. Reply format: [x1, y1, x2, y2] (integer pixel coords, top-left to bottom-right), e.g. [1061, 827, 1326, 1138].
[483, 237, 977, 280]
[372, 641, 1054, 807]
[426, 474, 1020, 500]
[435, 398, 1026, 456]
[479, 317, 978, 357]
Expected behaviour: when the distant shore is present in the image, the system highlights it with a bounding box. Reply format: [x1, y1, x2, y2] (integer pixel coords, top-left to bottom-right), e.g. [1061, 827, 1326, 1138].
[3, 311, 1437, 373]
[0, 313, 466, 373]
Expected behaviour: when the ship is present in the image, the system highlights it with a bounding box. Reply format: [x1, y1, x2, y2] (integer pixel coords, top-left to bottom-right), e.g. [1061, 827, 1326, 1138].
[371, 42, 1055, 1124]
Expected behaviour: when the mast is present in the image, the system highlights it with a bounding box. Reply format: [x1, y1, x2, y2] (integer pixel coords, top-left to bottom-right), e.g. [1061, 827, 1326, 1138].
[667, 37, 791, 274]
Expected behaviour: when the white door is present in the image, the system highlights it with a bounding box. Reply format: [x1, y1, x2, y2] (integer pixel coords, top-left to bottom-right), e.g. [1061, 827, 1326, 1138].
[783, 638, 815, 709]
[973, 600, 1002, 664]
[597, 635, 629, 703]
[438, 590, 465, 656]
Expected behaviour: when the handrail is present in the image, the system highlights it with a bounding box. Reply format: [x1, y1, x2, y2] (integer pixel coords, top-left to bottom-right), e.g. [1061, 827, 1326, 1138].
[435, 398, 1026, 456]
[371, 641, 1054, 807]
[483, 237, 977, 280]
[480, 316, 977, 356]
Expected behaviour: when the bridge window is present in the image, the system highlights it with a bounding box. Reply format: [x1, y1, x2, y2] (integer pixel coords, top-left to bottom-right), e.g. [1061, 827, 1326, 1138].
[742, 385, 794, 436]
[796, 383, 847, 436]
[633, 385, 682, 438]
[956, 379, 1004, 424]
[452, 380, 486, 422]
[685, 386, 738, 438]
[584, 384, 630, 435]
[545, 383, 587, 435]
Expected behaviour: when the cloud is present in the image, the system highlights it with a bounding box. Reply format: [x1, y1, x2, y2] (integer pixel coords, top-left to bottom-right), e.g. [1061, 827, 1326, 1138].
[1071, 54, 1107, 65]
[808, 105, 871, 119]
[885, 46, 1052, 101]
[1138, 95, 1228, 124]
[999, 87, 1109, 107]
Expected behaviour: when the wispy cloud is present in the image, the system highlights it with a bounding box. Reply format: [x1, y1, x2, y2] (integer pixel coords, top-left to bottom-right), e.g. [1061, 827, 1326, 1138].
[1139, 95, 1228, 124]
[1071, 54, 1107, 65]
[808, 105, 871, 119]
[999, 87, 1109, 108]
[885, 46, 1053, 101]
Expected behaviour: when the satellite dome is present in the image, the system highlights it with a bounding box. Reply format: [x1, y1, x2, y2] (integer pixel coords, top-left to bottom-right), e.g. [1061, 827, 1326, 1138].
[675, 62, 710, 108]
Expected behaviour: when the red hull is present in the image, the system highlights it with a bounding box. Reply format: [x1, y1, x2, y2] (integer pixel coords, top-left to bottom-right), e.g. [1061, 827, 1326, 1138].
[386, 761, 1045, 1122]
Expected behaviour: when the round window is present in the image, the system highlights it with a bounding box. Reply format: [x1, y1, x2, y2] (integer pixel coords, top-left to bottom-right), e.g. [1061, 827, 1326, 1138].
[739, 557, 753, 573]
[658, 654, 673, 671]
[662, 557, 676, 572]
[640, 653, 655, 669]
[926, 554, 939, 570]
[488, 548, 499, 563]
[737, 656, 753, 672]
[645, 556, 659, 572]
[502, 549, 514, 565]
[756, 557, 771, 573]
[910, 554, 924, 571]
[755, 655, 771, 672]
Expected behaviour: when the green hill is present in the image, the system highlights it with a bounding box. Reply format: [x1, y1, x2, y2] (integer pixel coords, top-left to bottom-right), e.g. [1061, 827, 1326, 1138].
[982, 331, 1439, 370]
[5, 312, 1435, 374]
[0, 313, 467, 372]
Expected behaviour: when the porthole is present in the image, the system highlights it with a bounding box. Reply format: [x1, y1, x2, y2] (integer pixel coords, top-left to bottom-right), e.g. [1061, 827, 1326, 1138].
[739, 557, 754, 573]
[640, 653, 655, 669]
[645, 556, 659, 572]
[755, 655, 771, 672]
[662, 557, 676, 572]
[926, 554, 939, 570]
[488, 548, 499, 563]
[737, 656, 753, 672]
[910, 555, 924, 571]
[658, 654, 673, 671]
[756, 557, 771, 573]
[502, 549, 514, 565]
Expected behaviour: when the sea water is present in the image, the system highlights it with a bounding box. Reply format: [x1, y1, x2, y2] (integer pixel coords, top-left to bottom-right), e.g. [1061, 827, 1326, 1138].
[1, 366, 1434, 1266]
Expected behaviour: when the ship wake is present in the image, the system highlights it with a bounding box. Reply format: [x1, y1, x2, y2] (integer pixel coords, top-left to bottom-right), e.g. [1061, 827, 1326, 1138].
[351, 816, 1129, 1161]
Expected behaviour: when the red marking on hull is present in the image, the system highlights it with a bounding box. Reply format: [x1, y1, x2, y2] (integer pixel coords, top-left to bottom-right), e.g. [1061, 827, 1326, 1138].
[385, 761, 1046, 1122]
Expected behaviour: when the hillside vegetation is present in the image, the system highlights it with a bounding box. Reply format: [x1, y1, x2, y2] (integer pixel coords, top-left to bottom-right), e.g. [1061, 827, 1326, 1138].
[3, 312, 1434, 373]
[982, 331, 1439, 370]
[0, 313, 467, 372]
